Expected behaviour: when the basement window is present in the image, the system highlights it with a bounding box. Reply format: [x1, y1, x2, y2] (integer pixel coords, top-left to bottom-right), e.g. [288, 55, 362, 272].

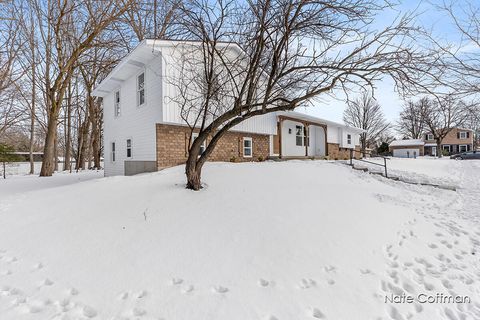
[137, 72, 145, 106]
[243, 137, 253, 157]
[192, 133, 206, 154]
[114, 90, 120, 117]
[111, 142, 116, 162]
[126, 139, 132, 158]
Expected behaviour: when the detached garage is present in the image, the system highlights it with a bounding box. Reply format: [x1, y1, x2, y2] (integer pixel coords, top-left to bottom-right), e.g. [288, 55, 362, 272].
[389, 139, 425, 158]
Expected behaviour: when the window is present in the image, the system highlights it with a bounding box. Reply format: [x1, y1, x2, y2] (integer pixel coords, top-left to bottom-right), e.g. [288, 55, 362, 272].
[443, 145, 450, 154]
[137, 72, 145, 106]
[347, 134, 352, 145]
[459, 145, 467, 153]
[126, 139, 132, 158]
[296, 126, 303, 146]
[191, 133, 206, 154]
[114, 90, 120, 117]
[243, 137, 252, 157]
[427, 133, 434, 140]
[111, 142, 116, 162]
[459, 131, 467, 139]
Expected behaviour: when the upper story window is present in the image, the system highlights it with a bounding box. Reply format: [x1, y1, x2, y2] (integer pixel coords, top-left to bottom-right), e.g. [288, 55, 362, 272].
[126, 139, 132, 158]
[137, 72, 145, 106]
[347, 134, 352, 145]
[243, 137, 252, 157]
[191, 133, 206, 154]
[114, 90, 120, 117]
[459, 131, 468, 139]
[427, 133, 434, 140]
[111, 142, 116, 162]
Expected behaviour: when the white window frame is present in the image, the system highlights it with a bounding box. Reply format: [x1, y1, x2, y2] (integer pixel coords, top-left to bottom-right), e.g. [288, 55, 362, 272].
[427, 133, 434, 140]
[243, 137, 253, 158]
[126, 138, 133, 158]
[110, 142, 116, 163]
[191, 132, 206, 155]
[347, 134, 352, 145]
[459, 131, 467, 139]
[459, 144, 468, 153]
[137, 71, 145, 106]
[295, 125, 304, 146]
[114, 90, 121, 117]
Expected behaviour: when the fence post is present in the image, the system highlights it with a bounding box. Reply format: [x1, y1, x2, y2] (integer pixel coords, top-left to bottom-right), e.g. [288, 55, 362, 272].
[350, 149, 353, 166]
[384, 157, 388, 178]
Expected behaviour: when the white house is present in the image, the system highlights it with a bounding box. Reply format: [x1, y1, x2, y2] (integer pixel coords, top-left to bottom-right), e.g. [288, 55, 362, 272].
[93, 39, 363, 176]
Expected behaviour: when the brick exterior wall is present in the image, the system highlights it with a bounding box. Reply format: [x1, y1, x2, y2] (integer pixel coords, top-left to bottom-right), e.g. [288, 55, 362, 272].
[156, 123, 270, 169]
[327, 143, 361, 160]
[424, 128, 474, 146]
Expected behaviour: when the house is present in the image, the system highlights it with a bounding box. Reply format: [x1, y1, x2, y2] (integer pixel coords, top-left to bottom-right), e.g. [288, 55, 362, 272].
[423, 128, 474, 156]
[389, 128, 474, 158]
[389, 139, 424, 158]
[93, 40, 362, 176]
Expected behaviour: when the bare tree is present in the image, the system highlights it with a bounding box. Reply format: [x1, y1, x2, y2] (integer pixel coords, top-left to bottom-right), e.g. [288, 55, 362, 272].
[169, 0, 444, 190]
[343, 92, 390, 156]
[396, 100, 425, 139]
[32, 0, 134, 177]
[420, 96, 467, 158]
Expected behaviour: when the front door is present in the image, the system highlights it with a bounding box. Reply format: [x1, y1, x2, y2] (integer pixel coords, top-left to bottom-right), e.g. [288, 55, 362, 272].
[432, 146, 437, 156]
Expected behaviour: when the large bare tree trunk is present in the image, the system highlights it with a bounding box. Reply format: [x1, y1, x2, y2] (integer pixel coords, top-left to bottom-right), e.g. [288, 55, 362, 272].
[185, 155, 203, 190]
[436, 141, 442, 158]
[40, 116, 57, 176]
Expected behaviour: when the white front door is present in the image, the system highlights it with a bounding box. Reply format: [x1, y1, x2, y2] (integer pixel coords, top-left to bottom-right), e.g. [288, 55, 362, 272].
[432, 146, 437, 156]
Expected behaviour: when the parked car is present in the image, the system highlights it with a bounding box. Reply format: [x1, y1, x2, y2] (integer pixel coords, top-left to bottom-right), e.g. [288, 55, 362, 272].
[450, 151, 480, 160]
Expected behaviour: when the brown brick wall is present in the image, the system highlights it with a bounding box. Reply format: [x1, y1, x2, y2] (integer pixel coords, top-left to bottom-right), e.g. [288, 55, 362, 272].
[424, 128, 474, 145]
[327, 143, 360, 160]
[156, 124, 270, 169]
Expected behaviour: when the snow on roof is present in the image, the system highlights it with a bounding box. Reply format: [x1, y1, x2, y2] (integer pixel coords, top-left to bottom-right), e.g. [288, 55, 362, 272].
[390, 139, 425, 147]
[278, 111, 365, 133]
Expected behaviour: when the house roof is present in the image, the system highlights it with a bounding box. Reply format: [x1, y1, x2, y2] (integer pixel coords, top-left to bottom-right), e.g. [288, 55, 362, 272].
[277, 111, 365, 133]
[390, 139, 425, 147]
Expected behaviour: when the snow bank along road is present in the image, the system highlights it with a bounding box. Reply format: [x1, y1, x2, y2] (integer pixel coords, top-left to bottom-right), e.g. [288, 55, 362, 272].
[0, 160, 479, 320]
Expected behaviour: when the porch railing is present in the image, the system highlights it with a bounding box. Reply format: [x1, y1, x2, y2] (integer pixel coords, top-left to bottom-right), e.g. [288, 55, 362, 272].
[349, 149, 389, 178]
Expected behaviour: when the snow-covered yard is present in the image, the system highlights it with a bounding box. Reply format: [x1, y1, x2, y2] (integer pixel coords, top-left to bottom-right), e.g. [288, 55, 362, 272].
[0, 159, 479, 320]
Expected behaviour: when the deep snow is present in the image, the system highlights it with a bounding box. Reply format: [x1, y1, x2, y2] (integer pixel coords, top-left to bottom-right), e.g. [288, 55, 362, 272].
[0, 159, 479, 320]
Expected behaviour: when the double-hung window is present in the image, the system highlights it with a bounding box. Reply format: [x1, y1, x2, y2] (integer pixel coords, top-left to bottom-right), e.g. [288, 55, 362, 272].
[126, 139, 132, 158]
[427, 133, 434, 140]
[347, 134, 352, 145]
[243, 137, 253, 157]
[114, 90, 120, 117]
[111, 142, 116, 162]
[296, 126, 304, 146]
[192, 133, 206, 154]
[137, 72, 145, 106]
[459, 131, 467, 139]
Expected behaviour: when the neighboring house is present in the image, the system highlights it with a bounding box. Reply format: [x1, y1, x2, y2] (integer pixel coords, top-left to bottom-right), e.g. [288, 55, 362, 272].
[93, 40, 362, 176]
[390, 128, 474, 158]
[389, 139, 424, 158]
[423, 128, 474, 156]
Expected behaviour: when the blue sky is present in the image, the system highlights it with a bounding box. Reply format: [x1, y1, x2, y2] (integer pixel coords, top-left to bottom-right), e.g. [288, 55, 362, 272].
[302, 0, 475, 126]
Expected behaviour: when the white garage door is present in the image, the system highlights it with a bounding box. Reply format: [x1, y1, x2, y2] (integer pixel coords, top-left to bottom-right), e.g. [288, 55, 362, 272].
[393, 148, 420, 158]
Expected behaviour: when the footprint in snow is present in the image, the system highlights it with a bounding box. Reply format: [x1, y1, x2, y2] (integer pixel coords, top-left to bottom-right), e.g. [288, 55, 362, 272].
[258, 279, 270, 287]
[299, 278, 316, 289]
[327, 279, 335, 285]
[359, 269, 371, 275]
[68, 288, 79, 296]
[33, 263, 43, 271]
[4, 256, 17, 263]
[171, 278, 183, 285]
[41, 278, 54, 286]
[135, 290, 147, 299]
[1, 270, 12, 276]
[118, 292, 129, 300]
[182, 284, 194, 294]
[83, 305, 97, 318]
[310, 307, 325, 319]
[264, 315, 278, 320]
[132, 308, 146, 316]
[324, 265, 336, 273]
[212, 286, 229, 294]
